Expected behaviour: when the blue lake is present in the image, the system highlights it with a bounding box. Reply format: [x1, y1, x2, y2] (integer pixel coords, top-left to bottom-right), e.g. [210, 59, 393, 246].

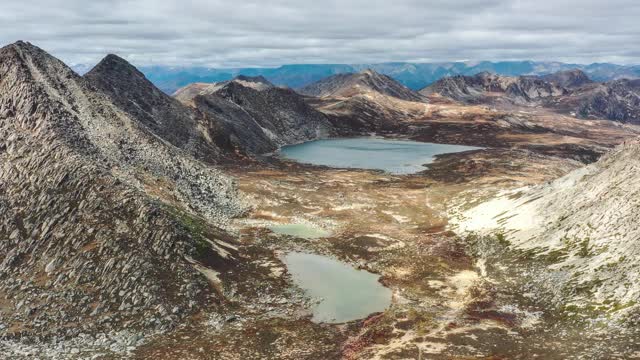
[279, 138, 482, 174]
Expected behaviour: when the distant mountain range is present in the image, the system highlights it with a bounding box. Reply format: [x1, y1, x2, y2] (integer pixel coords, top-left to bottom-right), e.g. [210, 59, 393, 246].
[422, 70, 640, 124]
[72, 61, 640, 95]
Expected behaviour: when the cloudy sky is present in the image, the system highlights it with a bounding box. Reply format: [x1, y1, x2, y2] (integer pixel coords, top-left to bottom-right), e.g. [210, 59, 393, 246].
[1, 0, 639, 67]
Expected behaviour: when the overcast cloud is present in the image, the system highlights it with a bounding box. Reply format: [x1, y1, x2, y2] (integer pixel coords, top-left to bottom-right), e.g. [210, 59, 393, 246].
[1, 0, 639, 67]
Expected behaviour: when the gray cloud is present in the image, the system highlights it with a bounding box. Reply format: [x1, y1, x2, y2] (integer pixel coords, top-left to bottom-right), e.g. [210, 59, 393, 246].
[1, 0, 639, 67]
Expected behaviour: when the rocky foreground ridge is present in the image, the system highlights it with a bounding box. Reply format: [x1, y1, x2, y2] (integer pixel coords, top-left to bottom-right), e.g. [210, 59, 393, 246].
[0, 41, 246, 344]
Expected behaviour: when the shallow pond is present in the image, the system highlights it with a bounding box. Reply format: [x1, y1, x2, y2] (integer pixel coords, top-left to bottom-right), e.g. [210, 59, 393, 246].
[269, 224, 330, 239]
[282, 252, 392, 323]
[279, 137, 482, 174]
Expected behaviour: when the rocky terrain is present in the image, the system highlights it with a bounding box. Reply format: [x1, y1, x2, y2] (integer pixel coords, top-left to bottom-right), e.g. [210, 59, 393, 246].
[173, 75, 274, 103]
[0, 41, 245, 356]
[420, 71, 566, 104]
[84, 54, 225, 163]
[457, 139, 640, 315]
[174, 76, 334, 154]
[423, 70, 640, 124]
[542, 69, 594, 88]
[552, 78, 640, 123]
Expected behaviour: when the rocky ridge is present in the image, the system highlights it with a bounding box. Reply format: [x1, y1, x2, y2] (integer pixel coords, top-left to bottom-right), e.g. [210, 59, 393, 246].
[0, 41, 244, 344]
[420, 71, 566, 104]
[457, 139, 640, 316]
[175, 76, 334, 154]
[423, 70, 640, 124]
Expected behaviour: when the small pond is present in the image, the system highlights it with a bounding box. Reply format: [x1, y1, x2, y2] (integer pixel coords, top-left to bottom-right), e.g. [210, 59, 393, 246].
[282, 252, 392, 323]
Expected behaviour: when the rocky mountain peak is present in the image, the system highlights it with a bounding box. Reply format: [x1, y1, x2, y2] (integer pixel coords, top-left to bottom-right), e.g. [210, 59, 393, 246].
[1, 40, 80, 86]
[458, 139, 640, 308]
[234, 74, 272, 85]
[299, 69, 425, 102]
[228, 75, 274, 91]
[85, 53, 225, 161]
[359, 68, 377, 76]
[3, 40, 46, 60]
[86, 53, 154, 92]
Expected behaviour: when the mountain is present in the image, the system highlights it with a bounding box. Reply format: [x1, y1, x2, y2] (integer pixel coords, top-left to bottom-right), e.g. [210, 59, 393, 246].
[174, 76, 334, 154]
[125, 61, 640, 95]
[0, 41, 243, 340]
[299, 70, 430, 132]
[84, 54, 224, 161]
[298, 69, 425, 102]
[420, 72, 566, 104]
[458, 140, 640, 312]
[173, 75, 274, 104]
[556, 79, 640, 123]
[542, 69, 593, 88]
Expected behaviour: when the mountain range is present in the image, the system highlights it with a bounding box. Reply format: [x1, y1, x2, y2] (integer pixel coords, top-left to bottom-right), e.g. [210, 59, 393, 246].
[73, 61, 640, 95]
[423, 70, 640, 124]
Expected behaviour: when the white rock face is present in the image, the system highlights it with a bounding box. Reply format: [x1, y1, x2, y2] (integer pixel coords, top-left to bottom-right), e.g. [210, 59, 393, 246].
[456, 140, 640, 308]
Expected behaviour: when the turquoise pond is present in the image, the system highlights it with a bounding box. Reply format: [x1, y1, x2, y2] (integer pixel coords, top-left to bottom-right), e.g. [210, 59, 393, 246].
[279, 137, 482, 174]
[282, 252, 392, 323]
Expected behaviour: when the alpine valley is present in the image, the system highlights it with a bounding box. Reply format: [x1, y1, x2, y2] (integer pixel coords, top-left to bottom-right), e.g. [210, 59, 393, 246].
[2, 41, 640, 359]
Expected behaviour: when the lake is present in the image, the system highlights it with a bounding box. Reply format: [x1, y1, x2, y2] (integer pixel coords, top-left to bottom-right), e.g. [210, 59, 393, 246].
[282, 252, 392, 323]
[279, 137, 482, 174]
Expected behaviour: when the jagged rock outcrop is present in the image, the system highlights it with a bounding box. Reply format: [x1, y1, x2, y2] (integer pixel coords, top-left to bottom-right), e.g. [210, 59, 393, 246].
[174, 76, 334, 154]
[457, 140, 640, 314]
[298, 69, 426, 102]
[420, 72, 566, 104]
[0, 41, 244, 339]
[418, 74, 486, 102]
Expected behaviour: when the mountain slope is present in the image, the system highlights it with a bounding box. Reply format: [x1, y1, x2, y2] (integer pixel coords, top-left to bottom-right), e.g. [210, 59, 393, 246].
[84, 54, 224, 162]
[0, 41, 243, 340]
[174, 77, 334, 154]
[298, 69, 425, 102]
[458, 140, 640, 312]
